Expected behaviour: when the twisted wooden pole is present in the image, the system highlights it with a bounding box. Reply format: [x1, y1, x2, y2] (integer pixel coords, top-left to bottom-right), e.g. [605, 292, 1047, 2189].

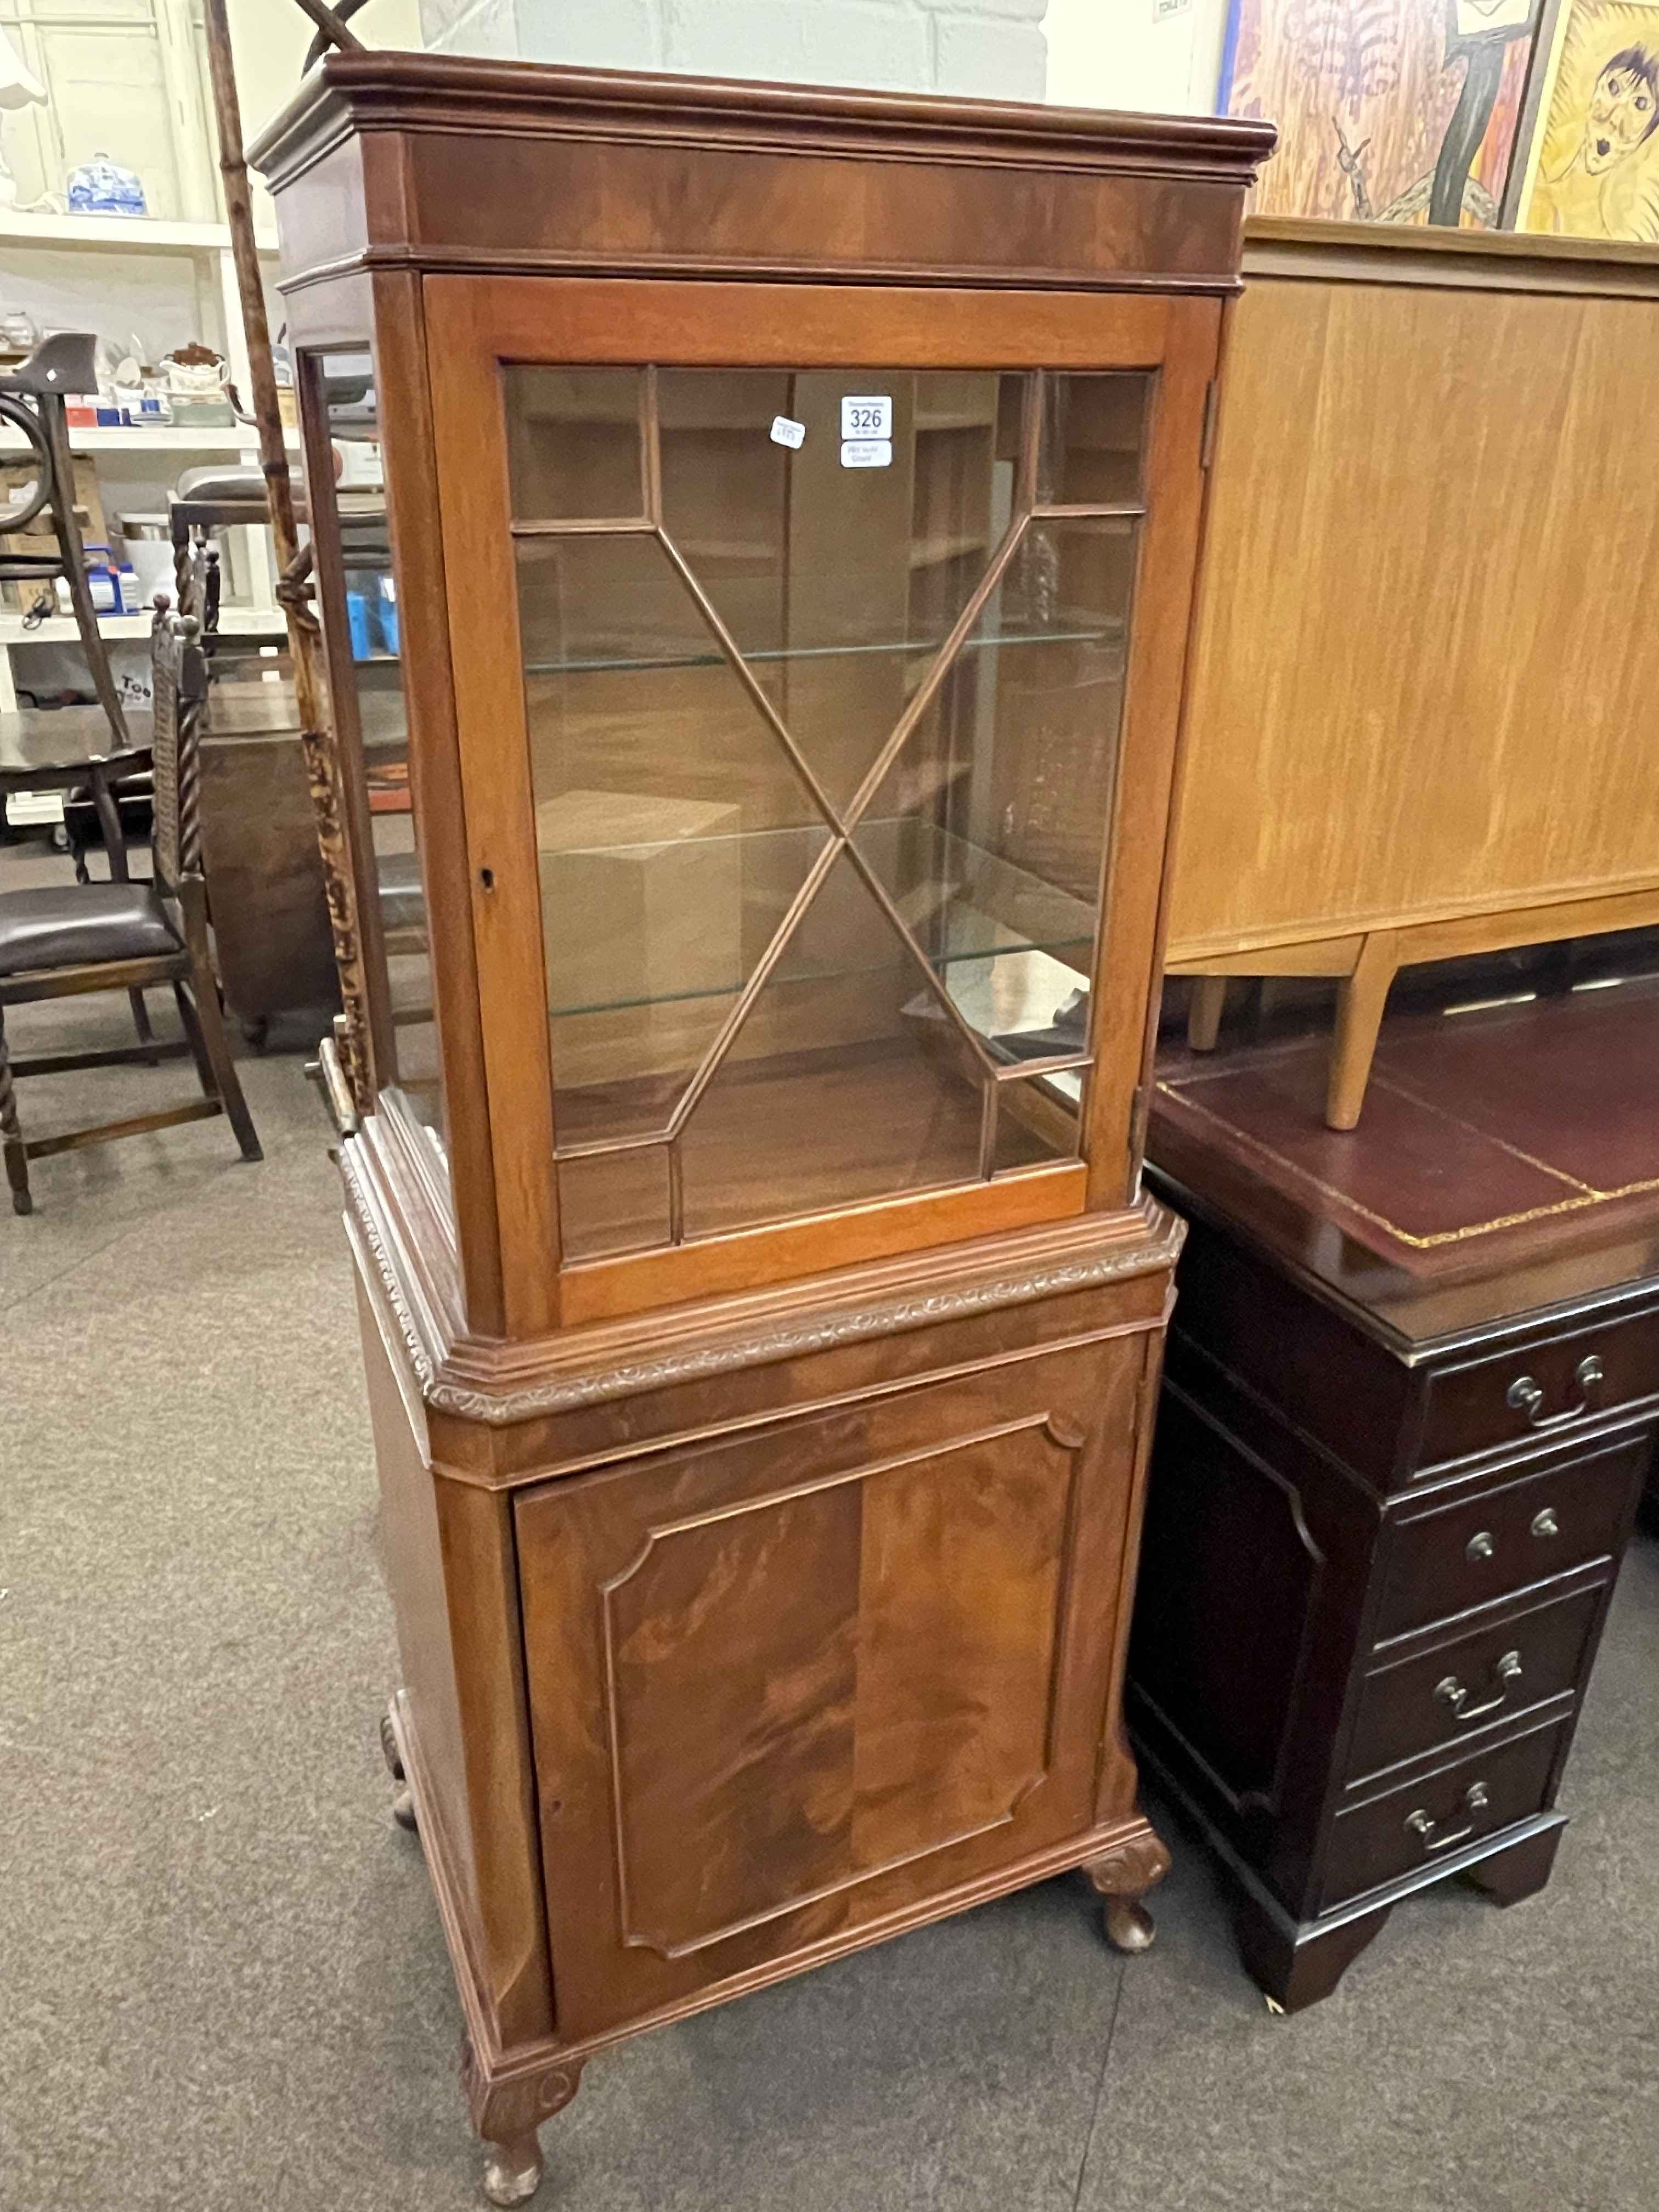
[201, 0, 374, 1114]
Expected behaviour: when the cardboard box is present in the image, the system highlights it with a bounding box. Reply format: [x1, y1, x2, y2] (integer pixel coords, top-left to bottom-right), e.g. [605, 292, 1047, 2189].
[535, 787, 742, 1018]
[1, 454, 108, 612]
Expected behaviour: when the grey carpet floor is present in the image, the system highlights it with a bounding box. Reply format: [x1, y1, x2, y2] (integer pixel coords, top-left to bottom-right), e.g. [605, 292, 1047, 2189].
[3, 986, 1657, 2212]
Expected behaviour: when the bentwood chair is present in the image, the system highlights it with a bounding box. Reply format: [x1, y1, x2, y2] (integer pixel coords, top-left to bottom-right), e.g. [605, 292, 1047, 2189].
[0, 333, 131, 748]
[0, 602, 261, 1215]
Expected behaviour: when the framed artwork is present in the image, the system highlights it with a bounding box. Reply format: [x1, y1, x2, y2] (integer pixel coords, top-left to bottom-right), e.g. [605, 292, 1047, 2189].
[1517, 0, 1659, 235]
[1221, 0, 1558, 225]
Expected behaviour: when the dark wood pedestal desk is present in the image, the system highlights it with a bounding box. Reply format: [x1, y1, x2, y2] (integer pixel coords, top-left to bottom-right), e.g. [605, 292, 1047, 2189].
[1128, 979, 1659, 2010]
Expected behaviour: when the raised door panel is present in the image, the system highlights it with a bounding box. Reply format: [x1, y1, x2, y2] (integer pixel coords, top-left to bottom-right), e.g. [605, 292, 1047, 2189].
[516, 1333, 1145, 2036]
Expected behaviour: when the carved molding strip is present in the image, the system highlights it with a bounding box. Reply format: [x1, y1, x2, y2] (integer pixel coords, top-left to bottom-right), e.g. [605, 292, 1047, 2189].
[340, 1147, 436, 1395]
[342, 1140, 1182, 1426]
[431, 1228, 1183, 1425]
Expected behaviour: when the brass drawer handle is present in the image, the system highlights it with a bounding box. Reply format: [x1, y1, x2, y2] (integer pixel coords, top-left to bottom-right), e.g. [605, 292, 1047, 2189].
[1532, 1508, 1559, 1539]
[1506, 1355, 1605, 1431]
[1435, 1650, 1522, 1723]
[1466, 1530, 1496, 1562]
[1406, 1781, 1490, 1854]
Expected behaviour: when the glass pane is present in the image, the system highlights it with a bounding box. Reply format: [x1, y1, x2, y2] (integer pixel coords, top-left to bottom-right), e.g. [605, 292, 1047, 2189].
[1045, 376, 1150, 506]
[853, 512, 1137, 1062]
[315, 349, 441, 1137]
[518, 532, 830, 1147]
[658, 369, 791, 668]
[506, 368, 644, 521]
[659, 368, 1023, 809]
[678, 850, 990, 1238]
[994, 1070, 1084, 1173]
[557, 1145, 670, 1261]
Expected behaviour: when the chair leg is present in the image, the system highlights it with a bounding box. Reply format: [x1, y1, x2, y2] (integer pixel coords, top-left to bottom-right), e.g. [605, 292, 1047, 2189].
[173, 980, 215, 1093]
[128, 988, 160, 1062]
[176, 969, 261, 1163]
[0, 1009, 32, 1216]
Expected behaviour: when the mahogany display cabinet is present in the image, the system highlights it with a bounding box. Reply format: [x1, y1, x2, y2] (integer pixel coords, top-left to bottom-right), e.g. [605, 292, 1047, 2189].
[252, 53, 1272, 2204]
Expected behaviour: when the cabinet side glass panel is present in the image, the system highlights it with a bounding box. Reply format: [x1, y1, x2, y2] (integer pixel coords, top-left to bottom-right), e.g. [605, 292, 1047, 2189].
[507, 366, 1148, 1259]
[312, 348, 442, 1138]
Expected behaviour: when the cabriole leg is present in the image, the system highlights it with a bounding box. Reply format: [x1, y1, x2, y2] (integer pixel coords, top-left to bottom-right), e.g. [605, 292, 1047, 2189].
[482, 2134, 544, 2208]
[380, 1702, 417, 1832]
[1085, 1826, 1173, 1954]
[462, 2044, 584, 2210]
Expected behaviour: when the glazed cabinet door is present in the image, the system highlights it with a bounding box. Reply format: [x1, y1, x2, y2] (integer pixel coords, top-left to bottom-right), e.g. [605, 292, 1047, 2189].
[421, 278, 1220, 1331]
[515, 1331, 1148, 2038]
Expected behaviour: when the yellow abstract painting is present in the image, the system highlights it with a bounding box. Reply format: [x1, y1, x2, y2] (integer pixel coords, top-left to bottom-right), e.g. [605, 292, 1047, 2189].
[1521, 0, 1659, 235]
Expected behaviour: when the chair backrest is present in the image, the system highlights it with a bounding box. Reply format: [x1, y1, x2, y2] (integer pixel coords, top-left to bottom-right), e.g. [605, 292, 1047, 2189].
[171, 530, 220, 628]
[149, 599, 207, 890]
[0, 331, 97, 402]
[0, 394, 53, 533]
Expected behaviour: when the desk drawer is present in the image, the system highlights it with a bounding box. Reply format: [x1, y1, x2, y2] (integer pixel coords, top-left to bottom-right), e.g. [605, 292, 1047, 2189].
[1373, 1436, 1643, 1644]
[1347, 1582, 1601, 1784]
[1322, 1722, 1565, 1912]
[1417, 1310, 1659, 1473]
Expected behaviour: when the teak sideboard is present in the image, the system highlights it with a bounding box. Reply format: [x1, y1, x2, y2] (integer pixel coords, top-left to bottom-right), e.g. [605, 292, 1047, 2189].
[252, 53, 1272, 2205]
[1165, 219, 1659, 1129]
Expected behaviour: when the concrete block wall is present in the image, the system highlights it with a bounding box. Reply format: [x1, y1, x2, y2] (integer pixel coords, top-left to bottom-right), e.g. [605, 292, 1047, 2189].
[419, 0, 1048, 101]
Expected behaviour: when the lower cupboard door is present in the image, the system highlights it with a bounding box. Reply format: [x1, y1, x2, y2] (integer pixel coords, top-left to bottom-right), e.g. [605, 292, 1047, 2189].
[514, 1334, 1144, 2036]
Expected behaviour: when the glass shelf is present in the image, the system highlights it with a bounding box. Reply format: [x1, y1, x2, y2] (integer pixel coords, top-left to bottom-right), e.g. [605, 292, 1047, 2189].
[524, 614, 1122, 680]
[535, 822, 1091, 1014]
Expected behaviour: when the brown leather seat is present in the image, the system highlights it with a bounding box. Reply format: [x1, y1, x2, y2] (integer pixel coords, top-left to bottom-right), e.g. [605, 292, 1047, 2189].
[0, 883, 182, 976]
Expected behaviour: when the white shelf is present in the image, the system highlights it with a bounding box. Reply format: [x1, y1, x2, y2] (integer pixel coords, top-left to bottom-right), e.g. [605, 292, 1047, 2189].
[0, 605, 283, 645]
[0, 424, 299, 454]
[0, 211, 279, 255]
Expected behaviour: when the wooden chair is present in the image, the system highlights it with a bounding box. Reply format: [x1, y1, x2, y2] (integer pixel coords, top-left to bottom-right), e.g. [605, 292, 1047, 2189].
[0, 332, 132, 749]
[0, 602, 261, 1215]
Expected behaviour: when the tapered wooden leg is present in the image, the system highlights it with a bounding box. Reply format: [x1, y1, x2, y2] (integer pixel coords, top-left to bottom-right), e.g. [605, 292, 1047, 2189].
[1462, 1822, 1564, 1908]
[1327, 930, 1400, 1131]
[1085, 1825, 1172, 1953]
[461, 2043, 584, 2210]
[0, 1009, 31, 1215]
[1186, 975, 1229, 1052]
[1234, 1891, 1391, 2012]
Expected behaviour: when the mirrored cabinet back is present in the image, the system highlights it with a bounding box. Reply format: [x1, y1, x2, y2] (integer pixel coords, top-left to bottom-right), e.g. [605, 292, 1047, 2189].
[252, 54, 1272, 2204]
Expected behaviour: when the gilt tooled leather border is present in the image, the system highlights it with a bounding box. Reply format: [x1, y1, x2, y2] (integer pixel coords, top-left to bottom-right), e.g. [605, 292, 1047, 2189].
[1155, 1068, 1659, 1255]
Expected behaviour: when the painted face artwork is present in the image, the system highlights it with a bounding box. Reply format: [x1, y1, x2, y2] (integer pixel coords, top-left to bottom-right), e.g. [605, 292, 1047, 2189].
[1584, 50, 1659, 169]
